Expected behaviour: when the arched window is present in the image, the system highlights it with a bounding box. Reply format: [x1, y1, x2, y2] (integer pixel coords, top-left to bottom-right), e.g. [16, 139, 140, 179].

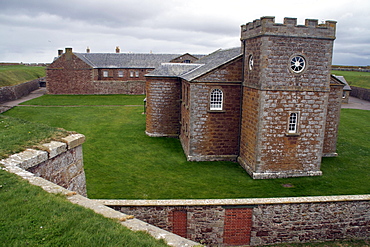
[288, 112, 298, 133]
[210, 89, 223, 110]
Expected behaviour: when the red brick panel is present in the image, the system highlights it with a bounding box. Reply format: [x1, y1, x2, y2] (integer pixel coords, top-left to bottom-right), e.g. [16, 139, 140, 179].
[171, 210, 187, 238]
[223, 208, 253, 246]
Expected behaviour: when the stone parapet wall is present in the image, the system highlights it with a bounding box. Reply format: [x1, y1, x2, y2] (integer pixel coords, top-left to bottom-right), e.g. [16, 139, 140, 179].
[350, 86, 370, 102]
[0, 78, 40, 104]
[1, 136, 198, 247]
[241, 16, 336, 40]
[100, 195, 370, 246]
[0, 134, 87, 196]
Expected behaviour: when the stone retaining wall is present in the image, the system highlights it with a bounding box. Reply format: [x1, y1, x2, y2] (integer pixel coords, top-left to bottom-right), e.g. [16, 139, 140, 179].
[350, 86, 370, 102]
[99, 196, 370, 246]
[0, 134, 87, 196]
[0, 78, 41, 104]
[0, 134, 198, 247]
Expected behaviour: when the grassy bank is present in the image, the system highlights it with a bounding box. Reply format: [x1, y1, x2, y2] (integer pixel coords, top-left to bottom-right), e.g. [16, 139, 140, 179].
[3, 95, 370, 199]
[0, 65, 45, 87]
[332, 70, 370, 89]
[0, 169, 168, 247]
[0, 115, 69, 159]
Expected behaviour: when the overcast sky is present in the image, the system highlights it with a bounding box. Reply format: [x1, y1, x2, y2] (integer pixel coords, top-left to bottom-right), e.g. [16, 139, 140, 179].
[0, 0, 369, 65]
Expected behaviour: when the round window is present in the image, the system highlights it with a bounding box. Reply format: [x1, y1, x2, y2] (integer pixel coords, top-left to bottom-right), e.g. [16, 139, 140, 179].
[248, 55, 254, 71]
[290, 55, 306, 73]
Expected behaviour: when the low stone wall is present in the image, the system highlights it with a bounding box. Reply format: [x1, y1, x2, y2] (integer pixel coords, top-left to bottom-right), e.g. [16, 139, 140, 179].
[0, 78, 41, 104]
[0, 134, 87, 196]
[99, 196, 370, 246]
[0, 134, 198, 247]
[350, 86, 370, 102]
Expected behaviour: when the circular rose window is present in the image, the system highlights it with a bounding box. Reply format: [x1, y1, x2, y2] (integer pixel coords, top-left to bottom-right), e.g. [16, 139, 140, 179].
[248, 55, 254, 71]
[290, 55, 306, 73]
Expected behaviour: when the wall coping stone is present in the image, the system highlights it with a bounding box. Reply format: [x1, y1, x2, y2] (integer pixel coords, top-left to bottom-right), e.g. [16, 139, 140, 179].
[0, 149, 48, 170]
[42, 141, 67, 158]
[0, 136, 199, 247]
[61, 134, 85, 149]
[95, 194, 370, 207]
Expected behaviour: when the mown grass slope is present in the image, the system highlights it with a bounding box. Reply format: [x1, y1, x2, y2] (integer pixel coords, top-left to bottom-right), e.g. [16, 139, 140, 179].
[0, 65, 45, 87]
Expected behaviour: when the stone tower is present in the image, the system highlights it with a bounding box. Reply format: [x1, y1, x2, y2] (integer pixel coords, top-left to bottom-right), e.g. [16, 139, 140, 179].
[238, 17, 337, 179]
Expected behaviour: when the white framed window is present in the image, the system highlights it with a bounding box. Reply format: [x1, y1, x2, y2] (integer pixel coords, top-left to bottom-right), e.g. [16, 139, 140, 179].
[248, 54, 253, 71]
[103, 71, 109, 77]
[288, 112, 298, 133]
[210, 89, 223, 111]
[118, 71, 124, 77]
[130, 71, 134, 77]
[289, 55, 306, 73]
[135, 71, 139, 77]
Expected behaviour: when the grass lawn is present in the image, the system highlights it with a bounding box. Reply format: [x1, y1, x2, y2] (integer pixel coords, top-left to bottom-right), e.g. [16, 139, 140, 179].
[20, 94, 146, 106]
[0, 115, 69, 159]
[2, 95, 370, 199]
[0, 65, 45, 87]
[0, 168, 168, 247]
[332, 70, 370, 89]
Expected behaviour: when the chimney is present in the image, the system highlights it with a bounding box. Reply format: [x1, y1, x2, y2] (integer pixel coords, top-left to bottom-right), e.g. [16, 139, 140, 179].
[65, 47, 73, 60]
[116, 46, 120, 53]
[86, 46, 90, 53]
[58, 50, 63, 56]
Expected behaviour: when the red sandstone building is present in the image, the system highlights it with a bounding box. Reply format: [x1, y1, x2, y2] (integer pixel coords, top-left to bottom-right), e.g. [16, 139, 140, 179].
[146, 17, 345, 179]
[46, 47, 201, 95]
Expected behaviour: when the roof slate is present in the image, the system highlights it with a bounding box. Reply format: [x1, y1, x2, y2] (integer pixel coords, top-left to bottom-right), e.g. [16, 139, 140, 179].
[74, 53, 182, 68]
[145, 63, 202, 77]
[146, 47, 242, 81]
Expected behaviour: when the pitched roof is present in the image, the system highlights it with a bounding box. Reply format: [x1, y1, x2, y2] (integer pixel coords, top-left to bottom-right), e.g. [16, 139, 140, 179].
[331, 74, 351, 91]
[74, 53, 182, 68]
[145, 63, 202, 77]
[146, 47, 242, 81]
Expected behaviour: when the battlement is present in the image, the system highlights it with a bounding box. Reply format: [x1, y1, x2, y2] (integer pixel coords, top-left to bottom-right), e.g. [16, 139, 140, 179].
[241, 16, 336, 40]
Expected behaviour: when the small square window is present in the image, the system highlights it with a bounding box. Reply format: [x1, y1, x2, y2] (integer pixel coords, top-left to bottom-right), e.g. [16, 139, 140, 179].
[130, 71, 134, 77]
[135, 71, 139, 77]
[103, 71, 109, 77]
[118, 71, 124, 77]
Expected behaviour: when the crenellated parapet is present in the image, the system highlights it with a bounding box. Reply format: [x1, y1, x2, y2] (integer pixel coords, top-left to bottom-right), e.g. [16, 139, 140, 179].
[241, 16, 336, 40]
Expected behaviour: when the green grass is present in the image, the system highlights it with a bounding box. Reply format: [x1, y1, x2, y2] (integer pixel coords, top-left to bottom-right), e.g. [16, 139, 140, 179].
[2, 95, 370, 199]
[21, 94, 146, 106]
[0, 169, 169, 247]
[0, 115, 69, 159]
[332, 70, 370, 89]
[0, 65, 45, 87]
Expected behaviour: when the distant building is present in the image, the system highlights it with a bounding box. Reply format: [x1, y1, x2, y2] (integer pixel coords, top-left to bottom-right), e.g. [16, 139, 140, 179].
[46, 48, 203, 95]
[145, 17, 345, 179]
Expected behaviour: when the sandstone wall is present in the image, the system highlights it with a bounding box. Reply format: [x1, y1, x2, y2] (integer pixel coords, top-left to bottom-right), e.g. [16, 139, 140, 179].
[100, 196, 370, 246]
[0, 78, 40, 104]
[0, 134, 87, 196]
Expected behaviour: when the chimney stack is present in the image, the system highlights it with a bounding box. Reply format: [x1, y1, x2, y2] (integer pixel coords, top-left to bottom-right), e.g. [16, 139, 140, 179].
[65, 47, 73, 60]
[58, 50, 63, 56]
[116, 46, 120, 53]
[86, 47, 90, 53]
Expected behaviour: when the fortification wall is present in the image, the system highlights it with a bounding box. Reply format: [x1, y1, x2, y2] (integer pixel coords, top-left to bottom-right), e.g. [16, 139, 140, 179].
[100, 196, 370, 246]
[0, 78, 40, 104]
[0, 134, 87, 196]
[350, 86, 370, 102]
[0, 134, 198, 247]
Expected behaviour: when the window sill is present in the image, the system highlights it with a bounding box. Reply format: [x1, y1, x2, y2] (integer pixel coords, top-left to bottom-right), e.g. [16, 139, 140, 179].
[285, 132, 300, 137]
[207, 110, 225, 113]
